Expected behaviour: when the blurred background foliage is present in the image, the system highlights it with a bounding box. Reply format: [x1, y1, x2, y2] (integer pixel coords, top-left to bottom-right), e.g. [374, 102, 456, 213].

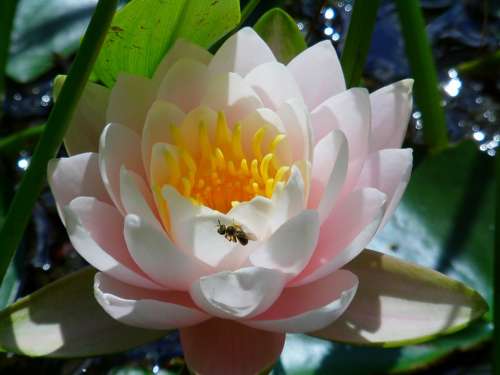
[0, 0, 498, 373]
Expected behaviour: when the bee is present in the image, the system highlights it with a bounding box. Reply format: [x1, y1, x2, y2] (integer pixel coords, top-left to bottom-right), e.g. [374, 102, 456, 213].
[216, 219, 256, 246]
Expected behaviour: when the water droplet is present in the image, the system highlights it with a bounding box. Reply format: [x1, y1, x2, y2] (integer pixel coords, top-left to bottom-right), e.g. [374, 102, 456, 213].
[473, 131, 485, 141]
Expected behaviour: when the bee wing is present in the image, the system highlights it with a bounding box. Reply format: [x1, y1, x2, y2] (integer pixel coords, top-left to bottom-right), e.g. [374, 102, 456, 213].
[245, 232, 258, 241]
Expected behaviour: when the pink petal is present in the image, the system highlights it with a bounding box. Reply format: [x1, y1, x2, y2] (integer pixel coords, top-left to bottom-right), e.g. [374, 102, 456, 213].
[53, 76, 110, 155]
[180, 319, 285, 375]
[245, 61, 304, 110]
[291, 188, 386, 286]
[64, 197, 160, 290]
[249, 210, 319, 278]
[153, 39, 212, 85]
[356, 148, 413, 229]
[99, 123, 145, 214]
[370, 79, 414, 152]
[106, 73, 155, 135]
[287, 40, 346, 110]
[48, 153, 111, 223]
[190, 267, 287, 319]
[119, 166, 160, 228]
[277, 99, 313, 163]
[308, 130, 348, 223]
[95, 272, 210, 330]
[157, 58, 209, 112]
[245, 270, 358, 333]
[208, 27, 276, 77]
[141, 100, 185, 172]
[124, 214, 213, 291]
[310, 88, 371, 193]
[200, 72, 263, 126]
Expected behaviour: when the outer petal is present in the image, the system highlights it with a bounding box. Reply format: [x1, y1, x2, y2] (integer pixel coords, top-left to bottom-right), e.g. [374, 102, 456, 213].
[249, 210, 320, 278]
[277, 99, 312, 163]
[124, 214, 213, 290]
[308, 130, 348, 223]
[180, 319, 284, 375]
[369, 79, 414, 152]
[63, 197, 160, 290]
[99, 123, 145, 214]
[287, 40, 346, 110]
[190, 267, 288, 319]
[48, 153, 111, 223]
[291, 188, 386, 286]
[54, 76, 110, 155]
[95, 272, 209, 330]
[356, 148, 413, 229]
[245, 62, 304, 110]
[310, 88, 371, 192]
[141, 100, 185, 171]
[153, 39, 212, 85]
[157, 58, 209, 112]
[208, 27, 276, 77]
[200, 72, 263, 126]
[106, 73, 155, 135]
[245, 270, 358, 333]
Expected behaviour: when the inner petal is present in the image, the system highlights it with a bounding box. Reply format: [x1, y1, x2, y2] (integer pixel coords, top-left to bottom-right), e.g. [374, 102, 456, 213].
[152, 110, 292, 214]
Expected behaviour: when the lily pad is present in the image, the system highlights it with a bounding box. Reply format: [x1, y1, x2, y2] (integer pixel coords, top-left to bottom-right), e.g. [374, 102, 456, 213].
[0, 267, 168, 357]
[276, 141, 494, 373]
[7, 0, 98, 83]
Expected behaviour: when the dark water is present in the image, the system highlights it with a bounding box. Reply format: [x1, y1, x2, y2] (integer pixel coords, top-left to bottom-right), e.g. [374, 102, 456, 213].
[0, 0, 498, 373]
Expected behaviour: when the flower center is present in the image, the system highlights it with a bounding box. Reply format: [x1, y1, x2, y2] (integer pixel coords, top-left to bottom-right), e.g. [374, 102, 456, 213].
[163, 111, 291, 213]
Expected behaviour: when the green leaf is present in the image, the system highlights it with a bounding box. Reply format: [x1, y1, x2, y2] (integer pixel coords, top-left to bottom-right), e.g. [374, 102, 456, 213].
[254, 8, 306, 64]
[93, 0, 241, 87]
[313, 249, 487, 347]
[276, 141, 494, 373]
[0, 267, 168, 357]
[6, 0, 98, 83]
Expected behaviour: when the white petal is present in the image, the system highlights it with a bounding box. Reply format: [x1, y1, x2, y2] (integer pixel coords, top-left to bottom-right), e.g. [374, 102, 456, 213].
[190, 267, 287, 319]
[308, 130, 348, 223]
[48, 153, 111, 224]
[356, 148, 413, 229]
[106, 73, 156, 135]
[124, 214, 213, 291]
[141, 100, 185, 172]
[287, 40, 346, 110]
[311, 88, 371, 193]
[54, 76, 110, 155]
[370, 79, 414, 152]
[153, 39, 212, 85]
[291, 188, 386, 286]
[162, 186, 241, 268]
[157, 58, 209, 112]
[277, 99, 312, 163]
[249, 210, 319, 277]
[119, 166, 160, 229]
[64, 197, 160, 290]
[95, 272, 210, 330]
[245, 270, 358, 333]
[269, 165, 306, 232]
[245, 62, 304, 110]
[201, 72, 263, 126]
[99, 123, 145, 214]
[208, 27, 275, 76]
[228, 196, 274, 240]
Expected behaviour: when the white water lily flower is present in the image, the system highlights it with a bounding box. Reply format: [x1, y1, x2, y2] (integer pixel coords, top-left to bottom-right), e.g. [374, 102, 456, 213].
[49, 27, 417, 374]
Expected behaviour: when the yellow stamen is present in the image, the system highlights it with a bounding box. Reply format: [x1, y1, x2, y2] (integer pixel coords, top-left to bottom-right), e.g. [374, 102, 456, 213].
[252, 127, 266, 160]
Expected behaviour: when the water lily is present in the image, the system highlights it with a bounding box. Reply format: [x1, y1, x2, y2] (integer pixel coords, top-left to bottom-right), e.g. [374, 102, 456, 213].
[46, 27, 479, 374]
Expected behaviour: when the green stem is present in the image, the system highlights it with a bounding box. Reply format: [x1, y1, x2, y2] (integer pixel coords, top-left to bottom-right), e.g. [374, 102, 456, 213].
[0, 124, 45, 155]
[0, 0, 118, 284]
[395, 0, 448, 152]
[241, 0, 262, 25]
[340, 0, 380, 88]
[495, 153, 500, 374]
[0, 0, 19, 118]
